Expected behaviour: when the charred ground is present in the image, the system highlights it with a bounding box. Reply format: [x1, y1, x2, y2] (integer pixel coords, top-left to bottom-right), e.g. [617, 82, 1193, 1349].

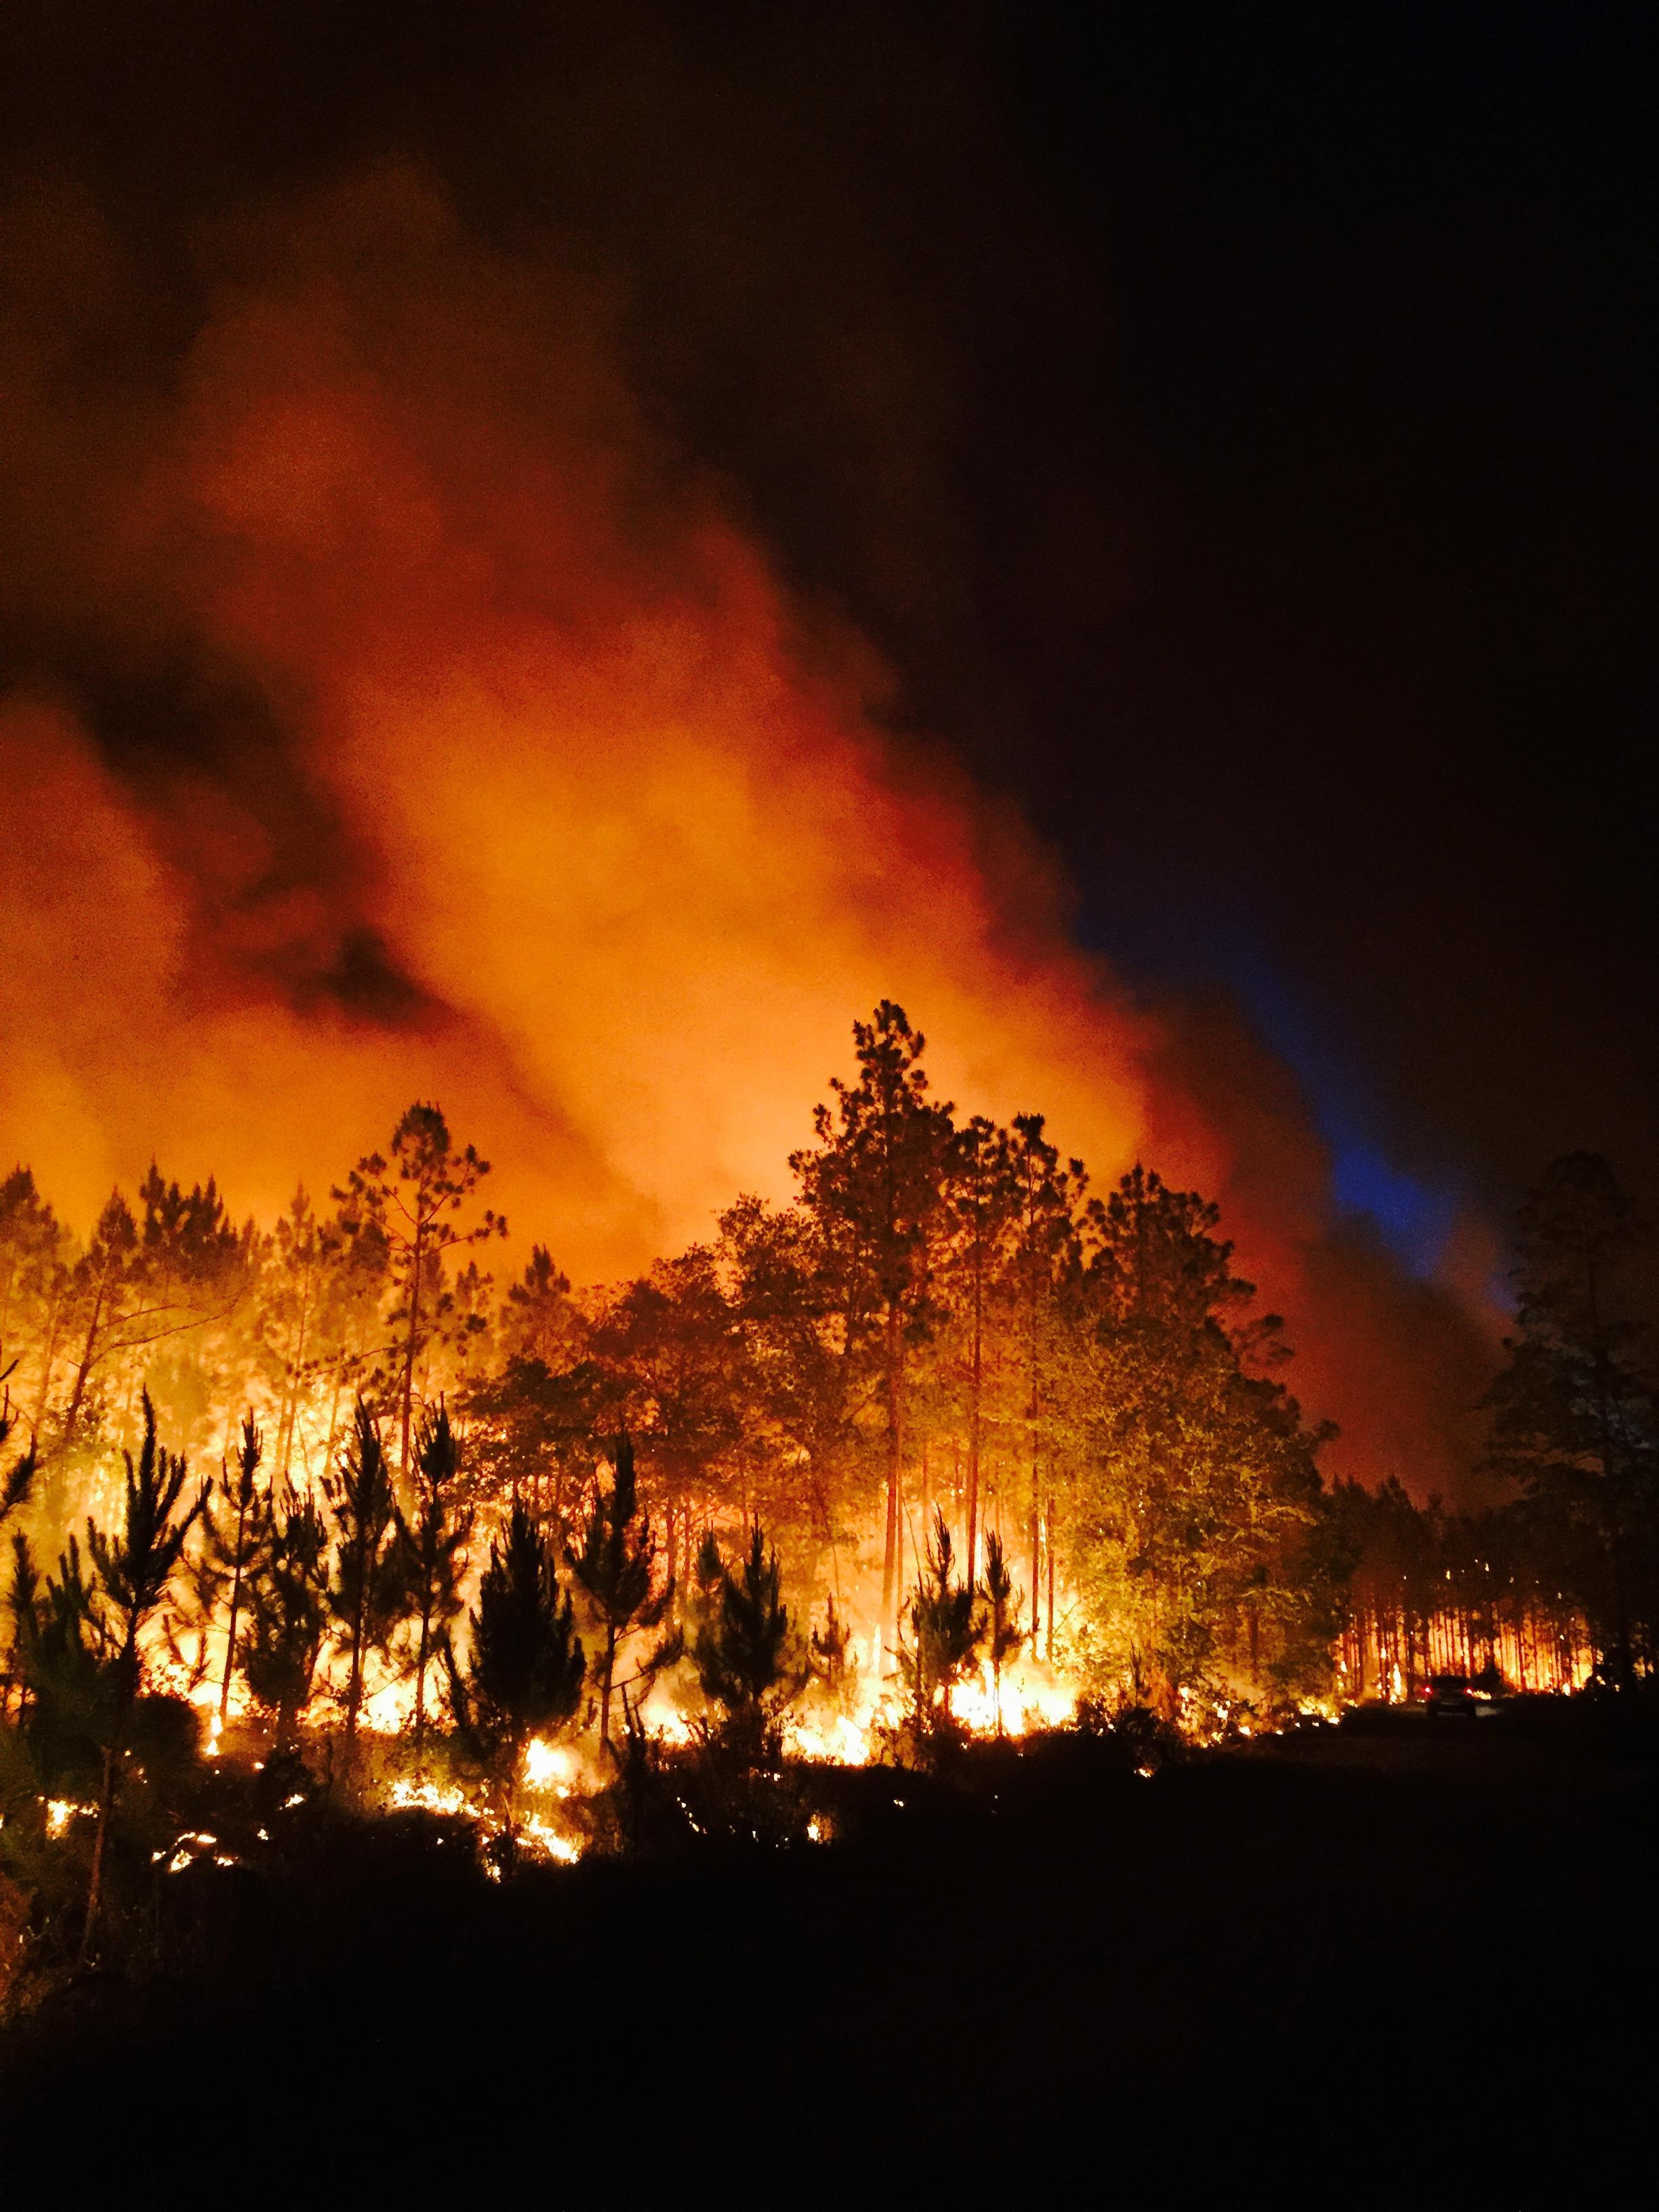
[4, 1706, 1654, 2198]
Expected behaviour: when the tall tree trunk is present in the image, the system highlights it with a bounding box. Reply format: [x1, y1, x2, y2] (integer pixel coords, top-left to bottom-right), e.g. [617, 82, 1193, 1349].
[60, 1262, 112, 1448]
[600, 1622, 617, 1749]
[28, 1278, 66, 1434]
[1046, 1498, 1056, 1664]
[78, 1744, 116, 1969]
[413, 1593, 432, 1761]
[1029, 1462, 1042, 1653]
[966, 1258, 983, 1590]
[345, 1544, 367, 1766]
[398, 1222, 426, 1490]
[277, 1269, 312, 1481]
[218, 1490, 250, 1732]
[880, 1303, 903, 1658]
[322, 1372, 344, 1489]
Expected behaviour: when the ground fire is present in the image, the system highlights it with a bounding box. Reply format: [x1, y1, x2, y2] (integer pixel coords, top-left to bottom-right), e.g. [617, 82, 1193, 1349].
[0, 1002, 1620, 1973]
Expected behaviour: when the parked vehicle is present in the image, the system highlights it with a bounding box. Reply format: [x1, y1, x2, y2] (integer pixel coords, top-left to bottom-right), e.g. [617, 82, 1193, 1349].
[1425, 1672, 1507, 1717]
[1423, 1673, 1472, 1715]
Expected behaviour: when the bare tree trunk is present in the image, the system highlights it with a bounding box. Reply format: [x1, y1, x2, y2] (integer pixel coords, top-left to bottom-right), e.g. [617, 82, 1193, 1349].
[78, 1744, 115, 1969]
[1046, 1498, 1056, 1664]
[322, 1371, 344, 1489]
[1029, 1461, 1042, 1652]
[277, 1269, 313, 1481]
[218, 1490, 250, 1732]
[413, 1595, 432, 1764]
[398, 1222, 426, 1490]
[600, 1622, 617, 1748]
[60, 1262, 113, 1448]
[29, 1278, 66, 1435]
[344, 1551, 368, 1771]
[966, 1263, 983, 1590]
[880, 1304, 903, 1658]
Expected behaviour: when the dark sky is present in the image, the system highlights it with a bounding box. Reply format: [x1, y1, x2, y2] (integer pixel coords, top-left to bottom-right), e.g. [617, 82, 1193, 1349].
[5, 0, 1656, 1263]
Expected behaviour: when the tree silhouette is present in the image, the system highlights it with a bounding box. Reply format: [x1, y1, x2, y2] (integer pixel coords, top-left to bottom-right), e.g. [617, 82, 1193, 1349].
[1006, 1115, 1084, 1656]
[792, 1003, 954, 1655]
[201, 1412, 265, 1733]
[1482, 1153, 1657, 1681]
[75, 1394, 206, 1961]
[901, 1511, 983, 1739]
[392, 1401, 473, 1759]
[566, 1435, 676, 1753]
[335, 1104, 505, 1488]
[691, 1521, 806, 1759]
[241, 1486, 331, 1752]
[0, 1372, 37, 1554]
[54, 1172, 247, 1454]
[326, 1399, 401, 1762]
[447, 1499, 584, 1832]
[943, 1116, 1018, 1594]
[810, 1591, 855, 1704]
[979, 1529, 1024, 1735]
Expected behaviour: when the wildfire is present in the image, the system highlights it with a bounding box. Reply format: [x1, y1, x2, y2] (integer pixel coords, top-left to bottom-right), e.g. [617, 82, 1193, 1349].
[947, 1656, 1076, 1738]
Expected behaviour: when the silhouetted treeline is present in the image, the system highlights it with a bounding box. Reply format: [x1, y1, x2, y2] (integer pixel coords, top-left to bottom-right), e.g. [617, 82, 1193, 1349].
[1, 1010, 1654, 1744]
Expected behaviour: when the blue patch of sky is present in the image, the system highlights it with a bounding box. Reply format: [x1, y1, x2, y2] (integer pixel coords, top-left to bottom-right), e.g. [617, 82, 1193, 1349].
[1078, 897, 1459, 1278]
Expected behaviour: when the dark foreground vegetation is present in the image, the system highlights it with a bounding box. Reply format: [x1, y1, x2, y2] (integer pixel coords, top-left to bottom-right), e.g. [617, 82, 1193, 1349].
[4, 1702, 1654, 2200]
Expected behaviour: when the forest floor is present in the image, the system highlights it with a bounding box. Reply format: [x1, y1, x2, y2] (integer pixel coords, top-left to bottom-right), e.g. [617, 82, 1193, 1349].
[3, 1705, 1654, 2201]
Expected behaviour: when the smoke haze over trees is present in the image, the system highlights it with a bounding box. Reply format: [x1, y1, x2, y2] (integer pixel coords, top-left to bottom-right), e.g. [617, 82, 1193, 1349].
[7, 7, 1637, 1503]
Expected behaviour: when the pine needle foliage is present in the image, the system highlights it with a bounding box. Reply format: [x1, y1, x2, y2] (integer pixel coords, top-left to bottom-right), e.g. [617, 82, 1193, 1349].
[567, 1435, 676, 1750]
[447, 1500, 583, 1825]
[201, 1412, 265, 1729]
[901, 1510, 984, 1738]
[85, 1391, 207, 1693]
[392, 1401, 473, 1755]
[0, 1376, 36, 1536]
[326, 1398, 402, 1758]
[242, 1486, 331, 1750]
[809, 1591, 855, 1703]
[979, 1529, 1024, 1735]
[692, 1520, 806, 1756]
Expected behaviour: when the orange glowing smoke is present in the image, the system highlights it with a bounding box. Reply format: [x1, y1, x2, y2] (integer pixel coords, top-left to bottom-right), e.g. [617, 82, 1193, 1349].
[0, 167, 1496, 1490]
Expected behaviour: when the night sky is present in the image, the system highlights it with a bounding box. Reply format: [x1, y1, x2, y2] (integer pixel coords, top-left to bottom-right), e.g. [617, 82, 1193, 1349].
[3, 2, 1654, 1482]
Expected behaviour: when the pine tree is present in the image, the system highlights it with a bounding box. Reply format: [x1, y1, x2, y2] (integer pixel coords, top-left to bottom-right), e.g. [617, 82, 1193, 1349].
[1006, 1115, 1084, 1657]
[392, 1401, 474, 1759]
[791, 1004, 954, 1656]
[0, 1375, 37, 1584]
[18, 1534, 113, 1794]
[901, 1511, 984, 1739]
[810, 1591, 855, 1704]
[0, 1168, 68, 1412]
[979, 1529, 1024, 1735]
[3, 1532, 38, 1722]
[590, 1249, 748, 1595]
[241, 1486, 331, 1751]
[691, 1521, 806, 1760]
[203, 1412, 265, 1732]
[566, 1435, 676, 1753]
[1481, 1153, 1658, 1681]
[326, 1399, 402, 1761]
[500, 1246, 586, 1368]
[75, 1394, 206, 1962]
[447, 1500, 584, 1830]
[943, 1117, 1019, 1594]
[1065, 1165, 1326, 1717]
[334, 1104, 505, 1488]
[54, 1173, 248, 1455]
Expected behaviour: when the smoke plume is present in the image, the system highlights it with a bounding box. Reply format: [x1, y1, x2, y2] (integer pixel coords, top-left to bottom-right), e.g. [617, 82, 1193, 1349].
[0, 165, 1497, 1492]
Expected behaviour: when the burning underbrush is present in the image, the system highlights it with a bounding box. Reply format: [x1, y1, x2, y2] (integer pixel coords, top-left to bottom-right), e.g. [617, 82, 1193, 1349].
[0, 1654, 1209, 2011]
